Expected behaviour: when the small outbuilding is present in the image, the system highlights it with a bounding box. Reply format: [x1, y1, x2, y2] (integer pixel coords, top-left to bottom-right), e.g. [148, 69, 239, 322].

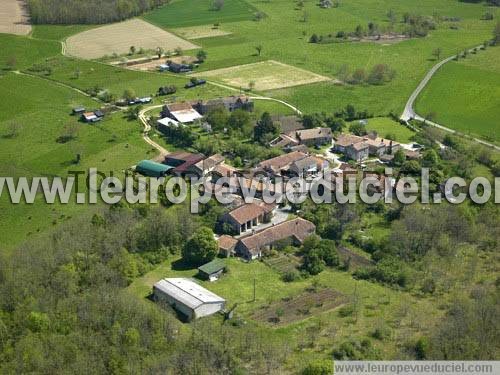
[197, 258, 226, 282]
[72, 106, 86, 115]
[81, 112, 100, 123]
[153, 278, 226, 320]
[136, 160, 172, 177]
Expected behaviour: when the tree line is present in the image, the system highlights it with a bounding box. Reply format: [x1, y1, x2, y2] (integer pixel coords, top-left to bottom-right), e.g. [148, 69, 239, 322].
[27, 0, 172, 24]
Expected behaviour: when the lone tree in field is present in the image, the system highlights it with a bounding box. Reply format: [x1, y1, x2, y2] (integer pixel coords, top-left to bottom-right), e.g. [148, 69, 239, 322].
[432, 48, 442, 61]
[196, 50, 208, 62]
[387, 9, 397, 28]
[123, 88, 136, 101]
[57, 122, 79, 143]
[73, 68, 81, 79]
[7, 121, 23, 138]
[255, 45, 263, 56]
[126, 105, 142, 120]
[129, 46, 136, 55]
[5, 56, 17, 70]
[156, 46, 164, 59]
[182, 227, 218, 266]
[212, 0, 224, 11]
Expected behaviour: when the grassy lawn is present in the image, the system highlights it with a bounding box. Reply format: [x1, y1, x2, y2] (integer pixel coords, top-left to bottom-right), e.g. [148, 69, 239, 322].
[0, 34, 61, 70]
[143, 0, 259, 28]
[416, 46, 500, 143]
[364, 117, 416, 144]
[31, 25, 96, 41]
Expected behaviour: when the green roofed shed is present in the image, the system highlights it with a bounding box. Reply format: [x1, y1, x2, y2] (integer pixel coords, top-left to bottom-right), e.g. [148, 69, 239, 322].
[198, 258, 226, 282]
[136, 160, 173, 177]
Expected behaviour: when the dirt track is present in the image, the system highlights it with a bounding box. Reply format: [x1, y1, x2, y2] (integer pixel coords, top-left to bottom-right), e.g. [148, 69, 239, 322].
[0, 0, 31, 35]
[65, 19, 198, 59]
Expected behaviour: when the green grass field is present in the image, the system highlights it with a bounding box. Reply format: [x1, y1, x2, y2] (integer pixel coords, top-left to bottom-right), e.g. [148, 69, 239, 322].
[416, 46, 500, 143]
[0, 34, 61, 70]
[174, 0, 498, 117]
[364, 117, 416, 144]
[143, 0, 259, 28]
[0, 72, 153, 250]
[31, 25, 96, 41]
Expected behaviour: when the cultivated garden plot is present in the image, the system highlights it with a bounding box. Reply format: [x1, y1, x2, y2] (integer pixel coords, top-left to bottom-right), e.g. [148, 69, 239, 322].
[65, 19, 199, 59]
[172, 25, 232, 40]
[263, 253, 302, 274]
[192, 60, 332, 90]
[251, 288, 347, 326]
[0, 0, 31, 35]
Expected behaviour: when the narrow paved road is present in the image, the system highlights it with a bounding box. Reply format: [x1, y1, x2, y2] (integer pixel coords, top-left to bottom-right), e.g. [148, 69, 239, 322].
[400, 44, 499, 151]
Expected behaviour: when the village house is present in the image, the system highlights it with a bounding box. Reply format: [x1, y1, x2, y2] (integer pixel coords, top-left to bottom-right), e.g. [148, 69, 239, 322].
[161, 102, 203, 124]
[333, 134, 364, 153]
[207, 175, 281, 201]
[269, 133, 299, 149]
[217, 235, 238, 257]
[346, 141, 369, 162]
[153, 278, 225, 321]
[293, 127, 333, 147]
[363, 134, 401, 156]
[219, 202, 276, 235]
[235, 218, 316, 260]
[289, 156, 328, 177]
[163, 151, 205, 177]
[257, 151, 310, 176]
[334, 133, 400, 162]
[211, 163, 239, 180]
[193, 95, 254, 115]
[187, 154, 225, 178]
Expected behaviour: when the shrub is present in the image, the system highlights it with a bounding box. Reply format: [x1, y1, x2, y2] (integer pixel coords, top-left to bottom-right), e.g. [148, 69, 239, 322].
[282, 270, 301, 282]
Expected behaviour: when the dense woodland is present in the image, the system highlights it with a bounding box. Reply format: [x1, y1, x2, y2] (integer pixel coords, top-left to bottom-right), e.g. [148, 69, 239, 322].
[27, 0, 172, 24]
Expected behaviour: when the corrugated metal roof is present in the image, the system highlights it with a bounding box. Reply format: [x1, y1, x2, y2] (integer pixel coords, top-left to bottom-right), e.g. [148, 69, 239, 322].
[154, 278, 225, 309]
[137, 160, 173, 175]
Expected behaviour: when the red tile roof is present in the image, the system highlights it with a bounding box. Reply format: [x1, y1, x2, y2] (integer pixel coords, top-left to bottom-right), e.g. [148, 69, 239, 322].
[239, 218, 315, 255]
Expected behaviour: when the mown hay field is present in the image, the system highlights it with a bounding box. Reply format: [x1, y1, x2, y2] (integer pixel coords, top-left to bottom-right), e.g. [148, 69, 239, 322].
[192, 60, 332, 90]
[65, 19, 199, 59]
[0, 0, 31, 35]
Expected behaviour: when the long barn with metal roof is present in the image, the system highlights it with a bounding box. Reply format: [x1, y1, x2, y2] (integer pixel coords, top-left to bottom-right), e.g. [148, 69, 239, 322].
[153, 278, 225, 320]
